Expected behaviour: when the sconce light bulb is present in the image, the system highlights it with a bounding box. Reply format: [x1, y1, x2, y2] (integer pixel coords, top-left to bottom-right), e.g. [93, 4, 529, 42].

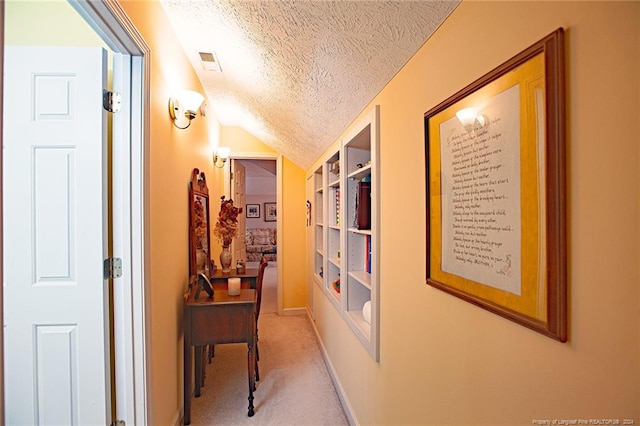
[456, 107, 478, 128]
[213, 147, 231, 168]
[169, 90, 204, 129]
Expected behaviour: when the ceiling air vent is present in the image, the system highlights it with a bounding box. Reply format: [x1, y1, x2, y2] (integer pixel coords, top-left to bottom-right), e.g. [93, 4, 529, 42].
[199, 51, 222, 72]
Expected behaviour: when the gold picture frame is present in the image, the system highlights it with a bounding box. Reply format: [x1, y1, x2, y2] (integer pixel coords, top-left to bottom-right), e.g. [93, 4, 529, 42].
[264, 202, 277, 222]
[424, 29, 567, 341]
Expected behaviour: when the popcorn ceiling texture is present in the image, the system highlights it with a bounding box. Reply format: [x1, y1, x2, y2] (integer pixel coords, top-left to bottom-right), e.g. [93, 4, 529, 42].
[161, 0, 459, 169]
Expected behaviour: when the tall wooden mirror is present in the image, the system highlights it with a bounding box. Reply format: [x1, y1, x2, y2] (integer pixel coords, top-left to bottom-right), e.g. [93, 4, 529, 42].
[189, 168, 211, 276]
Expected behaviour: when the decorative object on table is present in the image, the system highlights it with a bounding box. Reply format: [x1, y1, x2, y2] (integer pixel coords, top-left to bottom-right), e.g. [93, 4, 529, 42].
[264, 202, 277, 222]
[306, 200, 311, 226]
[424, 28, 567, 342]
[219, 246, 232, 274]
[246, 204, 260, 218]
[228, 277, 241, 296]
[214, 195, 243, 273]
[188, 168, 211, 277]
[195, 273, 214, 300]
[236, 259, 246, 274]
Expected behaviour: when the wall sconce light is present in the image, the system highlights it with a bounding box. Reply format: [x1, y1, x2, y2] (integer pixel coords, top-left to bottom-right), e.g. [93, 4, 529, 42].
[169, 90, 205, 129]
[456, 107, 489, 133]
[213, 147, 231, 168]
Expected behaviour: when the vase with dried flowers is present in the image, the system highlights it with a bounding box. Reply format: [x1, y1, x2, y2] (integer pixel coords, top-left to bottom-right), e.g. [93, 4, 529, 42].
[213, 196, 243, 273]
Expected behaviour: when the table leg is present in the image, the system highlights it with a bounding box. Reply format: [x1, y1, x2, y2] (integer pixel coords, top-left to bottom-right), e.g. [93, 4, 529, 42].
[194, 345, 202, 397]
[247, 341, 255, 417]
[184, 338, 192, 425]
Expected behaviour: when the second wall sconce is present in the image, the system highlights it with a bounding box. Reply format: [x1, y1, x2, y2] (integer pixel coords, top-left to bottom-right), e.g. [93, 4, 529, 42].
[213, 147, 231, 168]
[169, 90, 205, 129]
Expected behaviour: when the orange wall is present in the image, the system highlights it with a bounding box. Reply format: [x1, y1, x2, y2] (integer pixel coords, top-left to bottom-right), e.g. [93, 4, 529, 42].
[309, 1, 639, 424]
[116, 3, 308, 422]
[117, 2, 219, 424]
[280, 156, 307, 309]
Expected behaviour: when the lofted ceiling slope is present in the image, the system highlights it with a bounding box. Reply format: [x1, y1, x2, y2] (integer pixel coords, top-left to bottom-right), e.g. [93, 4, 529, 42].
[161, 0, 460, 169]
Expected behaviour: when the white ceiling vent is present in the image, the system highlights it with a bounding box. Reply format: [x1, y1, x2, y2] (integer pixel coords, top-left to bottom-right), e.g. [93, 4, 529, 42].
[198, 51, 222, 72]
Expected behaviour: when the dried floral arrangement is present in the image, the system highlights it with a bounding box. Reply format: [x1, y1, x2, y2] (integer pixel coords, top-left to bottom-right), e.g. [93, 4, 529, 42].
[213, 196, 243, 246]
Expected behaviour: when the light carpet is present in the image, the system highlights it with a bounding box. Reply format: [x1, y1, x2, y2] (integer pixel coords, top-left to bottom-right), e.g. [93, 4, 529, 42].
[187, 265, 348, 425]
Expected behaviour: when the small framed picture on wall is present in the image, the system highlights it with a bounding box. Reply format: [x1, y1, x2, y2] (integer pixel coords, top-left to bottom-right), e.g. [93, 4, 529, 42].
[264, 202, 277, 222]
[246, 204, 260, 218]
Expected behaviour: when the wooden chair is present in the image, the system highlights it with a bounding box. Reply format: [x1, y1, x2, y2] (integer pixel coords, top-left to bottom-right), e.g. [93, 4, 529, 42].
[254, 256, 268, 382]
[202, 257, 269, 387]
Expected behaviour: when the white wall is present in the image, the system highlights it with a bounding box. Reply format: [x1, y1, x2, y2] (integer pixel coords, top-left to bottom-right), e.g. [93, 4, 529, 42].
[246, 176, 276, 229]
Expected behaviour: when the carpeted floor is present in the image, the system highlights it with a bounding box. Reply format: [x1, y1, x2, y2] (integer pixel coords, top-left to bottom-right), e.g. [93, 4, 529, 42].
[187, 265, 348, 426]
[259, 263, 277, 315]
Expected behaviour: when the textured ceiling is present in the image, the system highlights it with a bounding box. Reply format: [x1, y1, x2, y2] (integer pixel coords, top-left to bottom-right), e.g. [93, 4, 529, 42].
[161, 0, 460, 169]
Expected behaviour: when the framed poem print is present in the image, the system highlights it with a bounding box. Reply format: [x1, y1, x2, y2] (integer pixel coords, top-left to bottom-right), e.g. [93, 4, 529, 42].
[264, 202, 277, 222]
[424, 29, 567, 341]
[246, 204, 260, 218]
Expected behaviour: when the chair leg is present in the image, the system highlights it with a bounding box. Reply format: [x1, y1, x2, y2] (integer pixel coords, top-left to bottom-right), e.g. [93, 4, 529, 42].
[255, 326, 260, 381]
[255, 340, 260, 382]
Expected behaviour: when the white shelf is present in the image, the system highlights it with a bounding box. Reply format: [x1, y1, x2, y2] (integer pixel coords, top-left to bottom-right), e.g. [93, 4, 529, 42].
[347, 163, 371, 180]
[347, 227, 372, 235]
[345, 310, 371, 341]
[329, 284, 341, 304]
[348, 270, 371, 289]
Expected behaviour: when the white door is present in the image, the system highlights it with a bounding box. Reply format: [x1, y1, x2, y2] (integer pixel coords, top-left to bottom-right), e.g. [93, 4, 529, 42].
[3, 46, 110, 425]
[232, 159, 247, 263]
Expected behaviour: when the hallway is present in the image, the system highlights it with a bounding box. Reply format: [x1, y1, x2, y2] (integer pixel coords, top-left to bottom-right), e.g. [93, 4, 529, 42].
[187, 311, 349, 425]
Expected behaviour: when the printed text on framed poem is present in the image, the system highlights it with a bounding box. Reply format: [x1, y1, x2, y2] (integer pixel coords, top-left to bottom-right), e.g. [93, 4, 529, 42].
[424, 29, 567, 341]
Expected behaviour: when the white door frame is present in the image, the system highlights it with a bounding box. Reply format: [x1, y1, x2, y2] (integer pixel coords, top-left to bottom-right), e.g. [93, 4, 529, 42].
[224, 153, 283, 315]
[1, 1, 152, 424]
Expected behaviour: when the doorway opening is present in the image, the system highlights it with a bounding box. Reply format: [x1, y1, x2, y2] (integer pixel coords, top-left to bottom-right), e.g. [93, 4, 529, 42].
[232, 158, 278, 314]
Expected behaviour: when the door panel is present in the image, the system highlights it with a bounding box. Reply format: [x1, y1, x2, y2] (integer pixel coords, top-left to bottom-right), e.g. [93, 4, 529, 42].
[3, 46, 109, 425]
[233, 160, 247, 263]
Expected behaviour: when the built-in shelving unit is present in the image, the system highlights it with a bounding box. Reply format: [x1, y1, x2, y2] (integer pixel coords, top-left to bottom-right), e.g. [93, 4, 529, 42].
[326, 151, 342, 308]
[313, 166, 324, 287]
[306, 105, 379, 361]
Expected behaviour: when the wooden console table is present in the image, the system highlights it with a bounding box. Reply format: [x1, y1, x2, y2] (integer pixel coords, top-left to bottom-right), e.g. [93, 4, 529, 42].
[183, 287, 257, 424]
[208, 268, 259, 289]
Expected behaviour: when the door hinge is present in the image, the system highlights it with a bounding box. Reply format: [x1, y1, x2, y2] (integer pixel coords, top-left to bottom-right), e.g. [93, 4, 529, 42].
[103, 90, 122, 113]
[104, 257, 123, 279]
[111, 420, 126, 426]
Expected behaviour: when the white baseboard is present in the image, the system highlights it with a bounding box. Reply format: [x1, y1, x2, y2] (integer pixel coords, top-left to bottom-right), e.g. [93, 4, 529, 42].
[282, 307, 306, 316]
[305, 311, 357, 426]
[173, 406, 183, 426]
